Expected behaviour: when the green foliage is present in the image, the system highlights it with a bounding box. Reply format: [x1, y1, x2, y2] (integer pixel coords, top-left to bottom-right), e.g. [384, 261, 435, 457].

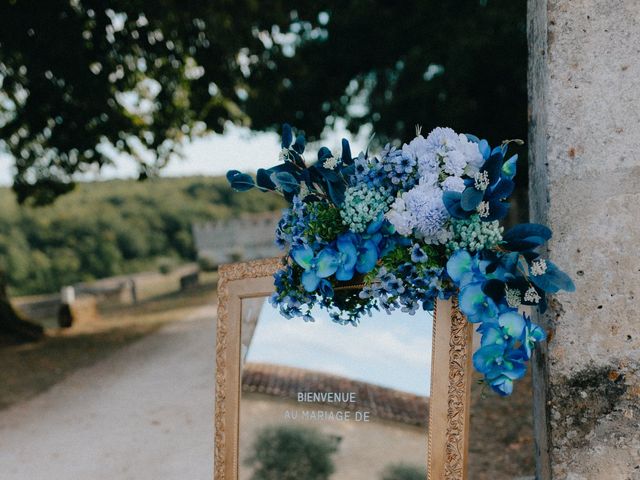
[245, 425, 338, 480]
[0, 1, 526, 205]
[381, 245, 413, 270]
[380, 463, 427, 480]
[0, 176, 284, 296]
[305, 202, 346, 242]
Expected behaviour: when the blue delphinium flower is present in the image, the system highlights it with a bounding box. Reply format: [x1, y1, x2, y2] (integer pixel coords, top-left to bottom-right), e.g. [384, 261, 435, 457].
[274, 195, 309, 249]
[410, 244, 429, 263]
[380, 145, 419, 191]
[317, 279, 334, 299]
[520, 314, 546, 358]
[473, 343, 527, 396]
[459, 283, 498, 323]
[291, 245, 339, 292]
[353, 152, 387, 189]
[334, 233, 359, 281]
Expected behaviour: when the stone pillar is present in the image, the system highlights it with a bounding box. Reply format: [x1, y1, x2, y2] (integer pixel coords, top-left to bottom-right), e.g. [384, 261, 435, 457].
[528, 1, 640, 478]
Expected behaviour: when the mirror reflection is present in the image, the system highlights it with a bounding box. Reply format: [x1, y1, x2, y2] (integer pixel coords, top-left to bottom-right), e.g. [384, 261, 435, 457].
[239, 298, 433, 480]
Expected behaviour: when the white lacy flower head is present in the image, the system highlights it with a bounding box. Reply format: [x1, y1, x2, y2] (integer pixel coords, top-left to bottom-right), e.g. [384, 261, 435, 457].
[323, 157, 338, 170]
[524, 286, 541, 303]
[414, 127, 460, 177]
[441, 176, 466, 193]
[385, 176, 451, 244]
[474, 171, 490, 191]
[530, 259, 548, 276]
[419, 171, 439, 188]
[408, 127, 485, 179]
[477, 201, 490, 218]
[425, 127, 460, 154]
[505, 287, 521, 308]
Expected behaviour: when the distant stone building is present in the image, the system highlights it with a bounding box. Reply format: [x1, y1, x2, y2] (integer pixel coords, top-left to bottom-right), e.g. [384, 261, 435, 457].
[239, 363, 429, 480]
[191, 212, 282, 266]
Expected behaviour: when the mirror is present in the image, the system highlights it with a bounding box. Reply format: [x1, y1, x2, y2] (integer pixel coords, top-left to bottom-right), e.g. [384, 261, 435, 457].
[239, 298, 432, 480]
[215, 258, 474, 480]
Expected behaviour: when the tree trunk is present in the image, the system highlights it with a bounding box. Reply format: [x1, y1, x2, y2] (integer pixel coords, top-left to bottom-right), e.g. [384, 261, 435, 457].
[0, 270, 44, 343]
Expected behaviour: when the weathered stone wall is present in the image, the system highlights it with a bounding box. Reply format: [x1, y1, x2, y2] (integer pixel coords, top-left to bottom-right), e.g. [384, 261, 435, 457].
[528, 1, 640, 478]
[192, 212, 281, 265]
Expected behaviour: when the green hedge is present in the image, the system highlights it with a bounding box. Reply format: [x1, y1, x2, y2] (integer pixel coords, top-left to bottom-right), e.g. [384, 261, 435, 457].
[0, 176, 284, 295]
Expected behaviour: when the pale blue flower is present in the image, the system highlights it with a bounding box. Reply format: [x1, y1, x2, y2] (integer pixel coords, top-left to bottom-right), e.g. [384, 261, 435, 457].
[411, 244, 429, 263]
[385, 178, 450, 244]
[441, 176, 466, 193]
[520, 314, 546, 358]
[291, 245, 339, 292]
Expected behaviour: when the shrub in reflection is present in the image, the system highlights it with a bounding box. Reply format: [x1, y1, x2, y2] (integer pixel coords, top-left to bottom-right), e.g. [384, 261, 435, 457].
[381, 463, 427, 480]
[245, 425, 339, 480]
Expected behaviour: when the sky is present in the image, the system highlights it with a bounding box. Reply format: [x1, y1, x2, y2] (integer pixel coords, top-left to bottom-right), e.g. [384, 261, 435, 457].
[246, 300, 433, 397]
[0, 121, 372, 186]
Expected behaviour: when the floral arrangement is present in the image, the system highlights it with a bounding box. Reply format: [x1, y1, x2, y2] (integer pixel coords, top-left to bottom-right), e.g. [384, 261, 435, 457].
[227, 124, 574, 396]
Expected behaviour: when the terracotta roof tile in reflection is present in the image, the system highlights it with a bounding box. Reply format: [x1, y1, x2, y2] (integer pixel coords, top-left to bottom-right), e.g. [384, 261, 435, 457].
[242, 362, 429, 428]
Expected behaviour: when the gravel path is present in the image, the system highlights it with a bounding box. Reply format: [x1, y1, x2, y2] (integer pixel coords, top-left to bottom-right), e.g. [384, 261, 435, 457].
[0, 306, 216, 480]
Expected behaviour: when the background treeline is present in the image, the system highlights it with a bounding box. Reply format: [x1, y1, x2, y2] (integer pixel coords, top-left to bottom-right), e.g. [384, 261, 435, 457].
[0, 177, 284, 296]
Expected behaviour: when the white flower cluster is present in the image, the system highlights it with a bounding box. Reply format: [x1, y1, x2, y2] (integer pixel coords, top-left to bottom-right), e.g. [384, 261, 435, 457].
[505, 287, 522, 308]
[474, 171, 490, 191]
[386, 127, 485, 243]
[524, 287, 541, 304]
[341, 185, 393, 233]
[530, 259, 548, 276]
[386, 175, 451, 244]
[323, 157, 338, 170]
[402, 127, 485, 185]
[446, 215, 503, 253]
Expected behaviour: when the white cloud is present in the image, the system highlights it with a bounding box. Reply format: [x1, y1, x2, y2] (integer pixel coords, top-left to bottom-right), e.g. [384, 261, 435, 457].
[0, 120, 373, 186]
[246, 301, 433, 396]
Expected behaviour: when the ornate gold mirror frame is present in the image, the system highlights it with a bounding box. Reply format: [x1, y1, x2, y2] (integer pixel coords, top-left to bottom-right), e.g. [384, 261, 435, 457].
[214, 258, 473, 480]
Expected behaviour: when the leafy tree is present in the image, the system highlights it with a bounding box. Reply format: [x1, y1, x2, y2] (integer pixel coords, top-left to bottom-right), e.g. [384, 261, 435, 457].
[245, 425, 339, 480]
[0, 265, 42, 343]
[0, 0, 526, 205]
[0, 177, 284, 296]
[0, 1, 526, 337]
[380, 463, 427, 480]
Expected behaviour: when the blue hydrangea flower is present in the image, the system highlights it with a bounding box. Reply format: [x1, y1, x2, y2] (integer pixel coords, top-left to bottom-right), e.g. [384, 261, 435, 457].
[381, 146, 419, 190]
[353, 152, 387, 189]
